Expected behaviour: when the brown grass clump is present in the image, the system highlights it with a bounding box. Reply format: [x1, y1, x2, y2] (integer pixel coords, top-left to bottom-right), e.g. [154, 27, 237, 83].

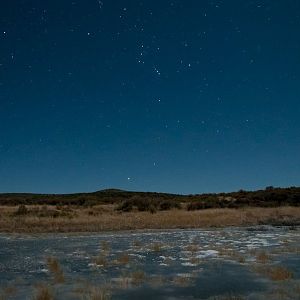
[131, 271, 145, 285]
[100, 241, 110, 253]
[93, 255, 108, 267]
[252, 265, 293, 281]
[93, 241, 111, 267]
[256, 251, 271, 264]
[84, 286, 111, 300]
[46, 257, 65, 284]
[237, 255, 246, 264]
[268, 266, 293, 281]
[115, 253, 130, 265]
[32, 284, 53, 300]
[150, 242, 164, 252]
[185, 244, 199, 253]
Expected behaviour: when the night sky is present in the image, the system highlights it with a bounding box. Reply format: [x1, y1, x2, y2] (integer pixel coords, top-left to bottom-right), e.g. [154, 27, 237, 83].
[1, 1, 300, 194]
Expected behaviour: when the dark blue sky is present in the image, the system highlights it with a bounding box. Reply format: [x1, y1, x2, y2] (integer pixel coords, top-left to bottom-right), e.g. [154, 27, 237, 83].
[1, 0, 300, 194]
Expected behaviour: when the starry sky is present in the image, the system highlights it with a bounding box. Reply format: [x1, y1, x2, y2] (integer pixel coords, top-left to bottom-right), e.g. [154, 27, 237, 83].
[1, 1, 300, 194]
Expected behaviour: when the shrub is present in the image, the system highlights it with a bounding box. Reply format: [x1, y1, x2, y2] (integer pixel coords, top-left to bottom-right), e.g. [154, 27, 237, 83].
[116, 197, 181, 212]
[116, 200, 133, 212]
[149, 205, 157, 214]
[159, 200, 181, 210]
[15, 205, 28, 215]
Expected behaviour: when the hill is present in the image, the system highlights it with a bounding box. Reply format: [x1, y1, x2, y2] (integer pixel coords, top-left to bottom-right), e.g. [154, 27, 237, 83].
[0, 186, 299, 209]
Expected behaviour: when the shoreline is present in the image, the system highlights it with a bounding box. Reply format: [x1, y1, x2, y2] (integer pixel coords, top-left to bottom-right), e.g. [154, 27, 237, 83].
[0, 224, 298, 239]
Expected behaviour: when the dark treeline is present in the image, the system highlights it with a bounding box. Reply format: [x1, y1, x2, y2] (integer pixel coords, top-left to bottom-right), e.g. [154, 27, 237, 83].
[0, 187, 299, 210]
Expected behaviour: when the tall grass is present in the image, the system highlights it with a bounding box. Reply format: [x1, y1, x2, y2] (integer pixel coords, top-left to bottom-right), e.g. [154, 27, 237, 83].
[83, 287, 111, 300]
[0, 205, 299, 233]
[32, 284, 53, 300]
[46, 257, 65, 284]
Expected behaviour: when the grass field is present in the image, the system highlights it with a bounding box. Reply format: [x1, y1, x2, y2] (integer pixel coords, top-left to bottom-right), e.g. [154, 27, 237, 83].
[0, 205, 299, 233]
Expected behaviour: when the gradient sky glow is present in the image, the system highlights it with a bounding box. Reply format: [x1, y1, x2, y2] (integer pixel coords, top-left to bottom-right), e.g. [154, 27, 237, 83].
[0, 0, 300, 194]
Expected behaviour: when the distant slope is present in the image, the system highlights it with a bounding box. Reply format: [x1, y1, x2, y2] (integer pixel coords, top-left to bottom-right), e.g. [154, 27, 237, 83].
[0, 187, 299, 208]
[0, 189, 184, 206]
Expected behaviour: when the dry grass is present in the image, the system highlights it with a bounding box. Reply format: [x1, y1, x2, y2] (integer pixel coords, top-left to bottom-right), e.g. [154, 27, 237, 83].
[46, 257, 65, 284]
[0, 206, 299, 233]
[83, 287, 111, 300]
[32, 284, 53, 300]
[115, 253, 130, 265]
[252, 265, 293, 281]
[150, 242, 164, 252]
[256, 251, 271, 264]
[100, 241, 110, 253]
[93, 255, 108, 267]
[73, 281, 112, 300]
[268, 266, 294, 281]
[116, 272, 131, 289]
[237, 255, 246, 264]
[92, 241, 111, 267]
[185, 244, 199, 253]
[131, 271, 145, 285]
[172, 274, 194, 287]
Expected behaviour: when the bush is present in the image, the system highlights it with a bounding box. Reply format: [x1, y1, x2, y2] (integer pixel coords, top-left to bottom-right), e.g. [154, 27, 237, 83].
[116, 197, 181, 212]
[116, 200, 133, 212]
[149, 205, 157, 214]
[15, 205, 28, 215]
[187, 201, 216, 210]
[159, 200, 181, 210]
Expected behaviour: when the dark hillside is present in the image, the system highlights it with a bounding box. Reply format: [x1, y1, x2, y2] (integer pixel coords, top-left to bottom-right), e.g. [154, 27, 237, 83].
[0, 187, 299, 209]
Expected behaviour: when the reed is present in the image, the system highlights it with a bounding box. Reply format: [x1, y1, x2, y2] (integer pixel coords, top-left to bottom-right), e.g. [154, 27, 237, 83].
[46, 257, 65, 284]
[32, 284, 53, 300]
[0, 206, 299, 233]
